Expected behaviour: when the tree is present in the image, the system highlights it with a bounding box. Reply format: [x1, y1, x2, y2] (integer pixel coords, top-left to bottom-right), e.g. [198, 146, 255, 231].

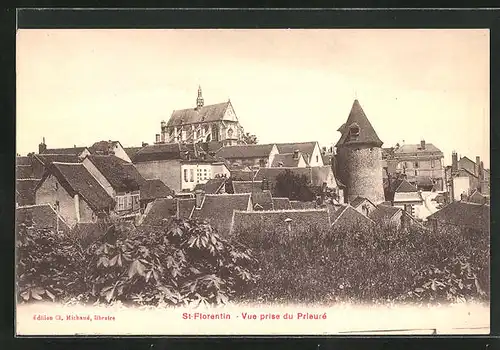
[243, 133, 258, 145]
[274, 170, 314, 202]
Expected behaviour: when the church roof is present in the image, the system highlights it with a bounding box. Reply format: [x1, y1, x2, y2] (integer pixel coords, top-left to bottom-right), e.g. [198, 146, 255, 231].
[335, 100, 383, 148]
[167, 102, 231, 127]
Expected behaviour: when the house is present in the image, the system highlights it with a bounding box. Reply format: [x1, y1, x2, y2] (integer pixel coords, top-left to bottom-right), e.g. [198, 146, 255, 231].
[132, 143, 230, 193]
[271, 197, 292, 210]
[82, 155, 143, 216]
[386, 178, 423, 217]
[215, 144, 279, 169]
[34, 162, 115, 227]
[329, 204, 375, 232]
[232, 180, 264, 194]
[139, 179, 174, 209]
[350, 196, 377, 217]
[88, 140, 132, 163]
[447, 153, 490, 200]
[270, 151, 307, 168]
[466, 190, 489, 205]
[368, 204, 423, 230]
[16, 179, 39, 206]
[16, 204, 70, 234]
[231, 209, 331, 237]
[191, 193, 252, 235]
[16, 153, 81, 180]
[382, 140, 445, 191]
[275, 141, 324, 167]
[426, 201, 489, 234]
[251, 191, 274, 211]
[159, 87, 245, 146]
[38, 137, 91, 158]
[193, 177, 228, 195]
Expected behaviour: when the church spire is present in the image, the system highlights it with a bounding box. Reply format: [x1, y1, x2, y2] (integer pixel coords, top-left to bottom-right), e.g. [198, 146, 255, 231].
[196, 85, 204, 110]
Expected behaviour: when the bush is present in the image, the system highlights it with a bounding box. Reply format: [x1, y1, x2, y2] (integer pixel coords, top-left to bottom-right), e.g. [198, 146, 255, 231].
[16, 218, 259, 307]
[235, 223, 489, 305]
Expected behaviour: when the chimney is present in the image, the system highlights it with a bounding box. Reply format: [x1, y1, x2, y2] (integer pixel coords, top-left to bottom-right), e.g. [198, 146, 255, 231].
[155, 134, 160, 144]
[475, 156, 480, 176]
[38, 137, 47, 154]
[195, 190, 203, 208]
[451, 151, 458, 173]
[293, 150, 299, 160]
[420, 140, 426, 150]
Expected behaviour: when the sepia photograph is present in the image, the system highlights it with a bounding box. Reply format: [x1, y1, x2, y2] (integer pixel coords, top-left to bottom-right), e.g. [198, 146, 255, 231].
[15, 27, 490, 335]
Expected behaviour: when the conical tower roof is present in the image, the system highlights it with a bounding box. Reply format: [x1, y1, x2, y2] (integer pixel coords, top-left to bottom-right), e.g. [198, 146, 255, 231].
[335, 99, 383, 147]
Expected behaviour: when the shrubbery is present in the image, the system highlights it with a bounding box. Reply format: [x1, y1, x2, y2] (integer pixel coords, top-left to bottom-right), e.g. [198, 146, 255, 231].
[16, 218, 258, 307]
[235, 223, 489, 305]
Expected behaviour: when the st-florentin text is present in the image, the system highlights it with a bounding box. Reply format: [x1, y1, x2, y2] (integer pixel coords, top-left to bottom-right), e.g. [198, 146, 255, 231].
[182, 312, 231, 320]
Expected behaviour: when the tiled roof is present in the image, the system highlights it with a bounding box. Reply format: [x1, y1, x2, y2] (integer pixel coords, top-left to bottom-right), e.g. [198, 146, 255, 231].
[16, 204, 70, 233]
[47, 162, 115, 211]
[394, 179, 418, 193]
[167, 102, 230, 127]
[336, 100, 383, 148]
[290, 201, 316, 209]
[140, 179, 174, 202]
[191, 194, 251, 235]
[42, 147, 88, 155]
[467, 190, 489, 205]
[272, 197, 292, 210]
[124, 147, 143, 159]
[231, 209, 331, 235]
[271, 153, 304, 167]
[330, 204, 375, 230]
[178, 198, 196, 218]
[251, 191, 274, 211]
[16, 156, 32, 166]
[133, 143, 182, 162]
[71, 222, 106, 242]
[86, 155, 142, 192]
[215, 144, 275, 159]
[230, 169, 255, 181]
[16, 179, 39, 206]
[368, 204, 401, 223]
[254, 166, 336, 187]
[35, 154, 81, 166]
[16, 165, 34, 179]
[232, 180, 263, 194]
[275, 142, 318, 164]
[393, 143, 443, 155]
[322, 154, 332, 165]
[350, 196, 371, 209]
[197, 141, 225, 154]
[88, 140, 121, 155]
[195, 177, 227, 194]
[140, 198, 177, 226]
[427, 201, 489, 232]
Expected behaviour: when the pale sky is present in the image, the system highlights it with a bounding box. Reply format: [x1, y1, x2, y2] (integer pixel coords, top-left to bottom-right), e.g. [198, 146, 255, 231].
[16, 29, 490, 167]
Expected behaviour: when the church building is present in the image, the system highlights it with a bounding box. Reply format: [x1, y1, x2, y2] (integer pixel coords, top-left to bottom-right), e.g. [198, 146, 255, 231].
[157, 87, 246, 147]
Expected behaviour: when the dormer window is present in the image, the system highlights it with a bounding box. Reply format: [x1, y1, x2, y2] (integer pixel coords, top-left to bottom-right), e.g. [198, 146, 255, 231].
[348, 123, 360, 141]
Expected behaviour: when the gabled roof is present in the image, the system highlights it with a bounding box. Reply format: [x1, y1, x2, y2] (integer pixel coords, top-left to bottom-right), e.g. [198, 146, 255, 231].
[368, 204, 401, 223]
[16, 179, 39, 206]
[42, 147, 88, 155]
[232, 180, 263, 194]
[275, 142, 318, 163]
[251, 191, 274, 211]
[140, 179, 174, 202]
[350, 196, 375, 209]
[230, 169, 255, 181]
[393, 143, 443, 155]
[16, 165, 34, 179]
[132, 143, 182, 162]
[194, 177, 227, 194]
[335, 100, 383, 148]
[330, 204, 375, 228]
[467, 190, 488, 205]
[271, 153, 304, 167]
[216, 144, 276, 159]
[40, 162, 115, 211]
[124, 147, 143, 159]
[16, 156, 32, 166]
[16, 204, 70, 233]
[167, 101, 231, 127]
[427, 201, 489, 232]
[34, 154, 81, 166]
[140, 198, 177, 226]
[178, 198, 196, 218]
[88, 140, 122, 155]
[394, 179, 418, 193]
[272, 197, 292, 210]
[191, 194, 251, 235]
[86, 155, 143, 192]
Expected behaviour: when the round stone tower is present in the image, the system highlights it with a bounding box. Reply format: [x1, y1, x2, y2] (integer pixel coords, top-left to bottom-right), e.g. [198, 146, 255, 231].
[335, 99, 385, 204]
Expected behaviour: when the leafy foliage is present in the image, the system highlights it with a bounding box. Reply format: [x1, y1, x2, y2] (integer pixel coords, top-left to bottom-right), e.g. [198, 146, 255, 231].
[242, 133, 258, 145]
[235, 223, 489, 305]
[16, 218, 258, 307]
[274, 170, 314, 202]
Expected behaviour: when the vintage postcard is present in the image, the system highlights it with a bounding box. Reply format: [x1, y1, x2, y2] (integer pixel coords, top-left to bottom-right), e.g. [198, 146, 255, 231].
[15, 27, 490, 336]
